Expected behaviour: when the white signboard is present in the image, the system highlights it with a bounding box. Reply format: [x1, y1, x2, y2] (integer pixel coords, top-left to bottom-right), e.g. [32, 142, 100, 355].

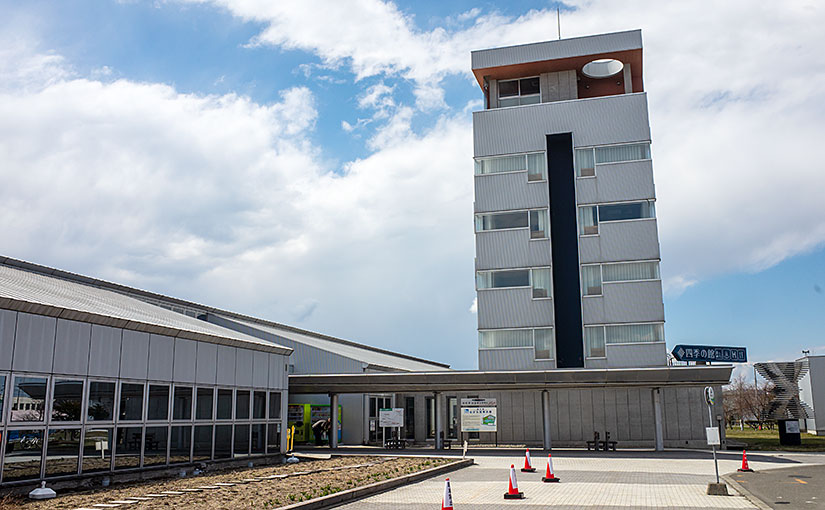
[705, 427, 721, 446]
[785, 420, 800, 434]
[461, 398, 496, 407]
[379, 408, 404, 428]
[461, 406, 497, 432]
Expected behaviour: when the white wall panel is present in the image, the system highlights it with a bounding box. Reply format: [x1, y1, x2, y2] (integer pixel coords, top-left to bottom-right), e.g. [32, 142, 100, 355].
[12, 312, 56, 373]
[477, 287, 554, 329]
[252, 351, 269, 388]
[148, 334, 174, 381]
[606, 343, 666, 368]
[603, 280, 664, 323]
[120, 330, 150, 380]
[268, 353, 281, 389]
[195, 342, 218, 385]
[89, 324, 122, 378]
[173, 338, 197, 383]
[53, 318, 91, 376]
[0, 309, 16, 370]
[216, 345, 236, 386]
[235, 348, 254, 387]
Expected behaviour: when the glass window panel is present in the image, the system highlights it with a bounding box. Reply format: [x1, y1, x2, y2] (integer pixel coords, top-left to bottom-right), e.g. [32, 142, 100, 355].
[214, 425, 232, 459]
[0, 375, 5, 418]
[605, 323, 665, 344]
[579, 206, 598, 235]
[498, 96, 520, 107]
[170, 426, 192, 464]
[585, 327, 606, 358]
[269, 392, 282, 420]
[119, 383, 144, 421]
[88, 382, 115, 422]
[519, 77, 540, 96]
[498, 79, 519, 98]
[526, 153, 546, 181]
[266, 423, 281, 453]
[147, 385, 169, 421]
[529, 209, 548, 239]
[52, 379, 83, 422]
[82, 428, 113, 473]
[582, 265, 602, 296]
[45, 428, 81, 477]
[602, 261, 660, 282]
[234, 424, 250, 457]
[478, 329, 533, 349]
[519, 94, 541, 105]
[236, 391, 250, 420]
[3, 429, 43, 481]
[425, 397, 435, 438]
[11, 376, 47, 422]
[253, 391, 266, 420]
[251, 424, 266, 455]
[114, 427, 142, 470]
[475, 211, 528, 231]
[216, 389, 232, 420]
[173, 387, 193, 421]
[598, 201, 655, 222]
[476, 154, 525, 175]
[595, 143, 650, 164]
[534, 328, 554, 360]
[193, 425, 213, 462]
[196, 388, 214, 420]
[575, 148, 596, 177]
[144, 426, 168, 466]
[531, 268, 552, 298]
[477, 269, 530, 289]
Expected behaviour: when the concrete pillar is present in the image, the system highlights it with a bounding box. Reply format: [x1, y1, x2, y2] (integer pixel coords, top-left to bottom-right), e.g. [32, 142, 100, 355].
[434, 391, 443, 450]
[542, 390, 552, 450]
[330, 393, 339, 449]
[623, 63, 633, 94]
[652, 388, 664, 451]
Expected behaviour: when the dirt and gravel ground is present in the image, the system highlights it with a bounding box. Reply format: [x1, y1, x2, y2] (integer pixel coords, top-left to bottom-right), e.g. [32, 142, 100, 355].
[0, 456, 453, 509]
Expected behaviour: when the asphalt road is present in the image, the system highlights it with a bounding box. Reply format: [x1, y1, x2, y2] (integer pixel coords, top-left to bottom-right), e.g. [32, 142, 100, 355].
[729, 464, 825, 508]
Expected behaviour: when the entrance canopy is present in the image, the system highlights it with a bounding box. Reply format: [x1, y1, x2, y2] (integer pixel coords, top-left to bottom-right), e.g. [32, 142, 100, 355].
[288, 365, 732, 394]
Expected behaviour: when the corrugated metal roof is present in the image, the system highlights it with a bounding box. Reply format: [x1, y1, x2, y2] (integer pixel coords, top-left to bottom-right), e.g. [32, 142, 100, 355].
[471, 29, 642, 70]
[218, 315, 451, 372]
[0, 263, 291, 355]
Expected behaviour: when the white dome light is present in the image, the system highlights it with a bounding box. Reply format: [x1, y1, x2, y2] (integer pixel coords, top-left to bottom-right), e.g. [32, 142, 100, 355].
[581, 59, 624, 79]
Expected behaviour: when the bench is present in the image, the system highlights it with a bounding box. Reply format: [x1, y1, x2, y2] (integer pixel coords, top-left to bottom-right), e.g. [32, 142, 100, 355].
[599, 431, 618, 452]
[385, 437, 408, 450]
[586, 431, 600, 451]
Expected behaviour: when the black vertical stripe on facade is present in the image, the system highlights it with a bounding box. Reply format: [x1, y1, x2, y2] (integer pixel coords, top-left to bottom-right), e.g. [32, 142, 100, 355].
[546, 133, 584, 368]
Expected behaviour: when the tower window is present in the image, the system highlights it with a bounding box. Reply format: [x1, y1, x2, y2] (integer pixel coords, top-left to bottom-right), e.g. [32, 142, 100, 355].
[498, 77, 540, 107]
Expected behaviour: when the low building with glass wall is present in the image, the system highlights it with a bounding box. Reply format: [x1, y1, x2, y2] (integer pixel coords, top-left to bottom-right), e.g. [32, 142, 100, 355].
[0, 263, 290, 486]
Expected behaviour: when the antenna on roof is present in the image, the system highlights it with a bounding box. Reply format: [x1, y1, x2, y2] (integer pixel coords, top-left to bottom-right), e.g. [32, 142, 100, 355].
[557, 6, 561, 40]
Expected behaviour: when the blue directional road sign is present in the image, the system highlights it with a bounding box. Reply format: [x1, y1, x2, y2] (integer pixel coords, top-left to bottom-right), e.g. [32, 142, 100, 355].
[672, 345, 747, 363]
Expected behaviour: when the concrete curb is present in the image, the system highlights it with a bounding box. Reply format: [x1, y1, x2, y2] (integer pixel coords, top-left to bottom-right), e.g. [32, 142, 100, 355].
[279, 458, 474, 510]
[721, 473, 772, 510]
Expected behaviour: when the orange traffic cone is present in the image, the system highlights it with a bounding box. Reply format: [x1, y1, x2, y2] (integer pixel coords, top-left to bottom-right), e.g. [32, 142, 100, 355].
[542, 453, 560, 483]
[737, 450, 754, 472]
[521, 448, 536, 472]
[441, 478, 454, 510]
[504, 464, 525, 499]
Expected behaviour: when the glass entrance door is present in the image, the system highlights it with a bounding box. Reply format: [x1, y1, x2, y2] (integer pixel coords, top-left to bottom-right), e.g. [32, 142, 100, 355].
[368, 396, 392, 445]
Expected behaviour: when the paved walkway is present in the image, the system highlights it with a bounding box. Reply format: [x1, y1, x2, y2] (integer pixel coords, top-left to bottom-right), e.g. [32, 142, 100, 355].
[335, 450, 825, 509]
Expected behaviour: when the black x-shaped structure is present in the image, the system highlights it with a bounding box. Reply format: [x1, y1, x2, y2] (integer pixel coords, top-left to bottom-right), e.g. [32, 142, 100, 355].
[755, 361, 812, 420]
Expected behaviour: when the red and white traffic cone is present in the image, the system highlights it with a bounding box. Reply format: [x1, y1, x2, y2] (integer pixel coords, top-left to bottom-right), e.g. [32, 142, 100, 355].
[542, 453, 560, 483]
[504, 464, 525, 499]
[441, 477, 454, 510]
[521, 448, 536, 473]
[737, 450, 754, 472]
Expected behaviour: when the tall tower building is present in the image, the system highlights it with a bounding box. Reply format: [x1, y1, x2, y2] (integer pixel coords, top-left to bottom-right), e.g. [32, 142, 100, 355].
[472, 30, 666, 371]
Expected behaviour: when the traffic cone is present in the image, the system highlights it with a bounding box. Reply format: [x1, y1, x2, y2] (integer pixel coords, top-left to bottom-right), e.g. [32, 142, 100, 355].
[521, 448, 536, 473]
[441, 478, 454, 510]
[737, 450, 754, 472]
[542, 453, 560, 483]
[504, 464, 525, 499]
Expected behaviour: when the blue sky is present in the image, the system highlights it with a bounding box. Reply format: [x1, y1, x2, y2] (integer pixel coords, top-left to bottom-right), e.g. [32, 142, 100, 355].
[0, 0, 824, 374]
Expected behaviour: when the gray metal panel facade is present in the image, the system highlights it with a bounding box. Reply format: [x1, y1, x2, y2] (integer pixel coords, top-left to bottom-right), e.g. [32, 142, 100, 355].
[120, 330, 149, 380]
[474, 175, 547, 213]
[473, 93, 651, 158]
[53, 318, 91, 376]
[584, 160, 656, 203]
[581, 296, 604, 324]
[195, 341, 218, 385]
[477, 288, 554, 329]
[12, 312, 56, 373]
[478, 348, 556, 371]
[605, 343, 667, 368]
[216, 345, 236, 386]
[579, 220, 660, 264]
[235, 348, 254, 387]
[0, 309, 15, 370]
[471, 30, 642, 70]
[268, 353, 284, 390]
[476, 230, 553, 270]
[88, 324, 121, 378]
[147, 333, 174, 382]
[602, 281, 665, 323]
[173, 338, 197, 383]
[252, 351, 269, 388]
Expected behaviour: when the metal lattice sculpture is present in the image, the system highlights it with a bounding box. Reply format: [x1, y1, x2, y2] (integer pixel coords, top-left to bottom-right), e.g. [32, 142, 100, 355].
[754, 361, 812, 420]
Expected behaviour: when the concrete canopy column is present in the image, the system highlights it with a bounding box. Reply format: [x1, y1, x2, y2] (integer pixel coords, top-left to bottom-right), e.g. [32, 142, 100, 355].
[542, 390, 552, 450]
[652, 388, 664, 451]
[434, 391, 443, 449]
[330, 393, 339, 449]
